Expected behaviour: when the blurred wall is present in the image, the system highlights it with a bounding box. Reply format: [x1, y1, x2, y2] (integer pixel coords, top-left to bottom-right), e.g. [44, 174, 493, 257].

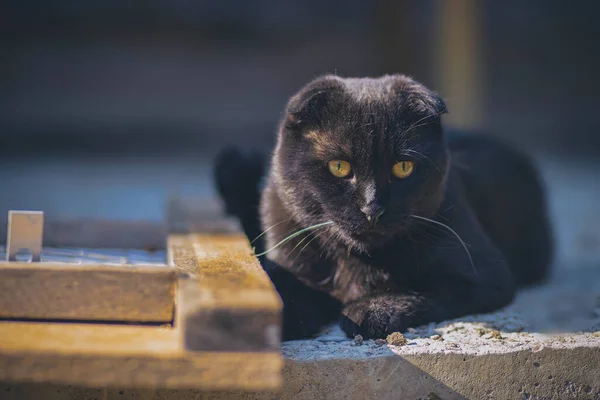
[2, 0, 598, 159]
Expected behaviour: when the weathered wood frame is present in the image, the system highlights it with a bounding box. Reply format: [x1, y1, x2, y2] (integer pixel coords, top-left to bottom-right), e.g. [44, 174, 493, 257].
[0, 263, 175, 322]
[0, 219, 283, 390]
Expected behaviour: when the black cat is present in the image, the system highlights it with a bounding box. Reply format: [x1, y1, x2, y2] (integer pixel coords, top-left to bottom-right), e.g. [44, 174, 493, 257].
[214, 74, 552, 340]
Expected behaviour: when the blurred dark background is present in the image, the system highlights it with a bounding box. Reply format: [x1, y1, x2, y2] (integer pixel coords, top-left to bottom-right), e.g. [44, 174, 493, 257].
[1, 0, 599, 264]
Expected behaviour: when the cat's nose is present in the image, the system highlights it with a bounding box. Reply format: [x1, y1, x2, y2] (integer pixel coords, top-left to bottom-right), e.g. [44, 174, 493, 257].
[361, 204, 386, 227]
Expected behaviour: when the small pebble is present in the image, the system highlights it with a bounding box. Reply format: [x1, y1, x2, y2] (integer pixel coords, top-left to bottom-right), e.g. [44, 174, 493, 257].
[489, 330, 503, 340]
[374, 339, 387, 346]
[532, 344, 543, 352]
[431, 334, 444, 341]
[386, 332, 407, 346]
[353, 334, 364, 346]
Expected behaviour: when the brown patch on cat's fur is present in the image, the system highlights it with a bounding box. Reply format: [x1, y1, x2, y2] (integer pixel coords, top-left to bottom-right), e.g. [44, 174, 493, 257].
[305, 130, 329, 157]
[305, 130, 351, 158]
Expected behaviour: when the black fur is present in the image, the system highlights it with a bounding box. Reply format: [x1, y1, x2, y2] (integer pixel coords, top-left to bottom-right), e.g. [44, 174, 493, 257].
[214, 75, 552, 340]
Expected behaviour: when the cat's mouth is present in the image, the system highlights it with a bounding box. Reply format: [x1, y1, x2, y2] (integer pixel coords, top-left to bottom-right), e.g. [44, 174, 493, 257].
[346, 217, 409, 247]
[350, 228, 387, 242]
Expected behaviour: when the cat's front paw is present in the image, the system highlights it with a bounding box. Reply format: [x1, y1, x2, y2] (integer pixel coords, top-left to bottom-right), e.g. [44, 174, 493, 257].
[339, 299, 408, 339]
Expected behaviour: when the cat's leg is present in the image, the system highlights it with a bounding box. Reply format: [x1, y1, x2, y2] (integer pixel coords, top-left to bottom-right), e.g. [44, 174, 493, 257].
[452, 135, 553, 286]
[340, 201, 516, 339]
[339, 273, 514, 339]
[264, 259, 342, 340]
[340, 292, 429, 339]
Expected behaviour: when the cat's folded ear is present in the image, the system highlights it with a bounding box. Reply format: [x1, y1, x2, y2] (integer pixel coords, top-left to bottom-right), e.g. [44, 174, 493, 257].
[393, 75, 448, 117]
[284, 75, 344, 130]
[408, 88, 448, 116]
[424, 91, 447, 116]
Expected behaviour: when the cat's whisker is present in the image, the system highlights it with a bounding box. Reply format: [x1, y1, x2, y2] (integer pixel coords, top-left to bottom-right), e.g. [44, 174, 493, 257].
[319, 231, 338, 258]
[292, 230, 327, 265]
[318, 235, 333, 258]
[358, 121, 377, 129]
[408, 208, 453, 223]
[401, 149, 443, 175]
[251, 218, 291, 244]
[405, 226, 435, 244]
[404, 120, 437, 134]
[316, 274, 333, 286]
[403, 109, 446, 136]
[254, 221, 333, 257]
[411, 220, 471, 246]
[407, 114, 435, 130]
[405, 230, 417, 243]
[286, 229, 318, 258]
[267, 222, 313, 252]
[409, 214, 476, 275]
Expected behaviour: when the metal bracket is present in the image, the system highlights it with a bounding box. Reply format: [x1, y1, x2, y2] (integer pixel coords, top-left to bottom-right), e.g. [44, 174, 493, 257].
[6, 211, 44, 262]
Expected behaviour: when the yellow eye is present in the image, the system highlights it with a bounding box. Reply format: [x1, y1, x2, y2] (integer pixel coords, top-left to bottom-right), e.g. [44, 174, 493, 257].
[392, 161, 415, 178]
[328, 160, 352, 178]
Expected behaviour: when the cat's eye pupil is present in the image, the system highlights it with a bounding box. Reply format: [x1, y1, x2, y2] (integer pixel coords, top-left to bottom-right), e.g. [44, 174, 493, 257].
[328, 160, 351, 178]
[392, 160, 414, 179]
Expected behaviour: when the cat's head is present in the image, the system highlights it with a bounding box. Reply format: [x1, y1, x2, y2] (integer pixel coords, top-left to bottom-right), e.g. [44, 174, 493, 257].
[272, 75, 450, 253]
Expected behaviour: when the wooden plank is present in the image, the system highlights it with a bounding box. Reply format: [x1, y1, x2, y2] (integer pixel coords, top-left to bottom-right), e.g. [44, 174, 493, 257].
[0, 321, 282, 390]
[0, 263, 175, 322]
[169, 234, 282, 352]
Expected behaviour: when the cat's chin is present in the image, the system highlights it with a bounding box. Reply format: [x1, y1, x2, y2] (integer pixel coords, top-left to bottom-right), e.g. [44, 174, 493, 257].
[344, 230, 393, 253]
[350, 230, 386, 242]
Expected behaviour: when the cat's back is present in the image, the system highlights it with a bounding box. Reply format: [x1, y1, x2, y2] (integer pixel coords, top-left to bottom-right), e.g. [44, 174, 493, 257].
[446, 131, 553, 286]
